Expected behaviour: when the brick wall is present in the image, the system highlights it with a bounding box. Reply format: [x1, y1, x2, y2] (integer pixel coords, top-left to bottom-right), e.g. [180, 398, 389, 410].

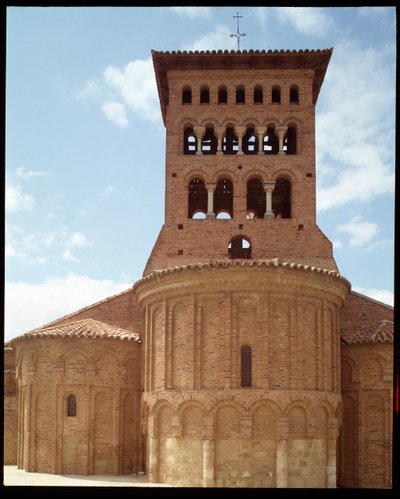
[4, 347, 18, 464]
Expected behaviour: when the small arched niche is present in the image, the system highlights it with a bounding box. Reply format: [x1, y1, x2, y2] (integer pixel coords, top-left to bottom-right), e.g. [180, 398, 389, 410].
[228, 236, 251, 259]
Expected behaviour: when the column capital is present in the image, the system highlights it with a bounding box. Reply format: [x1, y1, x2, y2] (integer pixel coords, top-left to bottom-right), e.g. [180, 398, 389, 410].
[214, 126, 225, 139]
[234, 125, 247, 136]
[255, 126, 267, 135]
[205, 181, 217, 191]
[263, 180, 276, 192]
[275, 125, 288, 138]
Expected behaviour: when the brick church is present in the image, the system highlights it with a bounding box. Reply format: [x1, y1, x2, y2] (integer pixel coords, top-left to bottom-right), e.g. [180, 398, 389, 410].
[4, 47, 394, 488]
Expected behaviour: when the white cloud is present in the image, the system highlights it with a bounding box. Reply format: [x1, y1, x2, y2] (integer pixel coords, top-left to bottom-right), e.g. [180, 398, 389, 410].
[274, 7, 334, 37]
[6, 184, 35, 212]
[103, 58, 160, 124]
[337, 215, 378, 247]
[4, 274, 131, 342]
[66, 231, 90, 248]
[185, 24, 235, 51]
[332, 240, 343, 250]
[102, 100, 129, 128]
[316, 40, 395, 211]
[358, 7, 390, 18]
[353, 286, 394, 307]
[100, 185, 117, 198]
[170, 7, 212, 19]
[15, 166, 49, 180]
[62, 249, 80, 262]
[6, 225, 91, 265]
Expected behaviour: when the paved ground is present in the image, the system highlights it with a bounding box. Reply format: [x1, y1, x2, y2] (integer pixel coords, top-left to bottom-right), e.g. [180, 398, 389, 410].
[3, 466, 174, 487]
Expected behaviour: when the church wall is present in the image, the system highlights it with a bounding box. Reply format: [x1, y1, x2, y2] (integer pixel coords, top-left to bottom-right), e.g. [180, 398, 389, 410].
[137, 262, 348, 487]
[4, 347, 18, 465]
[14, 336, 142, 475]
[338, 342, 393, 489]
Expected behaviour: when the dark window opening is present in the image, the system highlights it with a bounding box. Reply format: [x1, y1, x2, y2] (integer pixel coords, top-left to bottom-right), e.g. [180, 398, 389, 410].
[67, 394, 77, 417]
[290, 86, 299, 104]
[263, 127, 279, 154]
[254, 86, 263, 104]
[218, 86, 228, 104]
[214, 178, 233, 219]
[223, 127, 238, 155]
[272, 86, 281, 104]
[272, 178, 291, 219]
[241, 345, 252, 387]
[243, 127, 258, 155]
[236, 86, 245, 104]
[200, 86, 210, 104]
[247, 177, 265, 218]
[283, 126, 297, 155]
[201, 127, 218, 155]
[184, 127, 197, 155]
[228, 236, 251, 259]
[182, 87, 192, 104]
[188, 178, 207, 218]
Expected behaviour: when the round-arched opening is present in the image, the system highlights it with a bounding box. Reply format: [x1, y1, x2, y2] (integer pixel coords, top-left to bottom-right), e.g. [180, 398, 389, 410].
[254, 86, 263, 104]
[236, 85, 245, 104]
[290, 85, 299, 104]
[200, 86, 210, 104]
[272, 177, 291, 219]
[216, 211, 232, 219]
[182, 86, 192, 104]
[188, 178, 207, 218]
[247, 176, 265, 218]
[228, 236, 251, 259]
[192, 211, 207, 219]
[218, 86, 228, 104]
[214, 178, 233, 218]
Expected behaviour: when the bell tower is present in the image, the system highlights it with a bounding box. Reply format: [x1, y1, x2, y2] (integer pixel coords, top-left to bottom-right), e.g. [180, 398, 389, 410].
[145, 48, 336, 275]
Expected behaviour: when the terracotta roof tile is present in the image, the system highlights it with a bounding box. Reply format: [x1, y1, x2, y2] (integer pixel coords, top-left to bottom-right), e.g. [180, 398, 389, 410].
[341, 319, 394, 345]
[9, 318, 141, 345]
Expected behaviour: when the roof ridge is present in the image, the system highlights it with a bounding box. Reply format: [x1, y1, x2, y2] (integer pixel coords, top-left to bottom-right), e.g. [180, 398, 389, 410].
[136, 258, 350, 290]
[9, 317, 141, 345]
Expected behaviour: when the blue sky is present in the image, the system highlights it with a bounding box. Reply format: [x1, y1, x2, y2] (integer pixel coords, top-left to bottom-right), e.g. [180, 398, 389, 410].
[5, 6, 395, 341]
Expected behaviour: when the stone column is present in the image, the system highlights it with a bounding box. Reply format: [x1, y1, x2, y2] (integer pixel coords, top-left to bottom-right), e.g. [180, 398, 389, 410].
[326, 438, 337, 487]
[203, 439, 215, 487]
[276, 126, 288, 155]
[148, 436, 159, 483]
[263, 181, 276, 218]
[193, 126, 205, 155]
[276, 440, 288, 488]
[255, 126, 266, 155]
[215, 127, 224, 156]
[205, 181, 216, 219]
[234, 126, 246, 155]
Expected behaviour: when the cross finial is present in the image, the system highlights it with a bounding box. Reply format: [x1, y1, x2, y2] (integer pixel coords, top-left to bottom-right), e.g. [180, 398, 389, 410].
[230, 11, 247, 50]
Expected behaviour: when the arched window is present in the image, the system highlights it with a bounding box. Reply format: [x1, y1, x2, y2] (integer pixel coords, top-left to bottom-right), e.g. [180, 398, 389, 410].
[236, 86, 245, 104]
[283, 126, 297, 155]
[200, 86, 210, 104]
[242, 127, 258, 154]
[201, 127, 218, 155]
[218, 86, 228, 104]
[67, 394, 77, 417]
[188, 178, 207, 218]
[254, 86, 263, 104]
[183, 127, 197, 155]
[214, 178, 233, 218]
[272, 178, 291, 219]
[228, 236, 251, 259]
[272, 86, 281, 104]
[247, 177, 265, 218]
[290, 85, 299, 104]
[241, 345, 252, 387]
[182, 87, 192, 104]
[263, 127, 279, 154]
[223, 127, 238, 155]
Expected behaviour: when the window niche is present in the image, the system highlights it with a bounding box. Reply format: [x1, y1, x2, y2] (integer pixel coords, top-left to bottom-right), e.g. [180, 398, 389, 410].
[218, 86, 228, 104]
[182, 87, 192, 104]
[67, 394, 77, 417]
[241, 345, 252, 387]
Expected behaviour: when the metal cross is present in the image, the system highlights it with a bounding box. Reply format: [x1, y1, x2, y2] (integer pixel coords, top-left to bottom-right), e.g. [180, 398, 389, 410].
[230, 12, 247, 50]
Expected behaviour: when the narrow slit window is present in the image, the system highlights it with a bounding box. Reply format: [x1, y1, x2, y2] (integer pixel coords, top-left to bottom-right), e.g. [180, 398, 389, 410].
[182, 87, 192, 104]
[67, 394, 77, 417]
[241, 345, 252, 387]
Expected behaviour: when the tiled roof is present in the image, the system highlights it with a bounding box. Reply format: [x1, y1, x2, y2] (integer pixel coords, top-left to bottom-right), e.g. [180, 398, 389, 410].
[152, 48, 333, 56]
[135, 258, 350, 288]
[9, 318, 141, 345]
[341, 319, 394, 345]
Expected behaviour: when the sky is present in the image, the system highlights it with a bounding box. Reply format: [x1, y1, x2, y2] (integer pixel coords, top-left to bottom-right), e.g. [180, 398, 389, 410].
[5, 6, 396, 342]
